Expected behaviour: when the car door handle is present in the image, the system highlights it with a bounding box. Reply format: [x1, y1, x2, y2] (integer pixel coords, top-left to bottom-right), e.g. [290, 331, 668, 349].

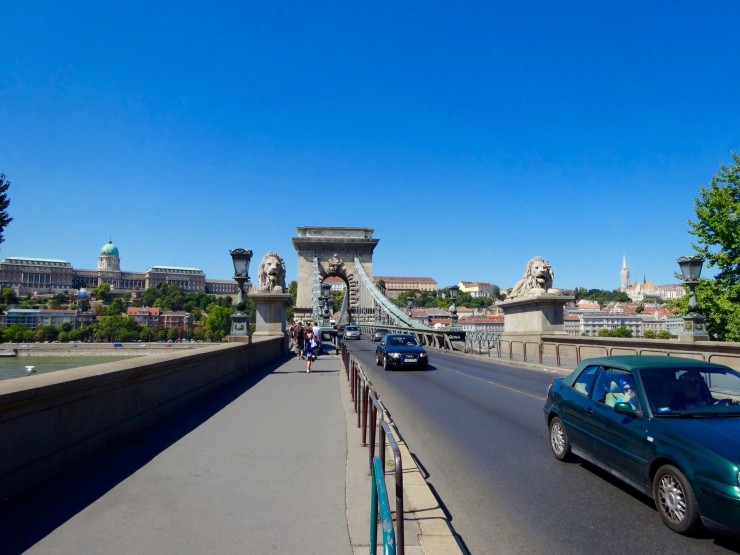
[584, 407, 594, 415]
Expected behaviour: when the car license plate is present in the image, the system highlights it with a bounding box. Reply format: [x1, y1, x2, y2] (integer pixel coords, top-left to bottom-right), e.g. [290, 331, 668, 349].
[404, 358, 417, 363]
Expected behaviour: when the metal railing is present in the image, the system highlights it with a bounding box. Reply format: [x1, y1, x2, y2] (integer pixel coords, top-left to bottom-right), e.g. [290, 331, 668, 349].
[444, 335, 740, 372]
[343, 344, 405, 555]
[370, 456, 396, 555]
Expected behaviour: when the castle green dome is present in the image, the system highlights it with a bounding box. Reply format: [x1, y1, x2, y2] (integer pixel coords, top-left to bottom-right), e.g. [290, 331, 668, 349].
[100, 241, 119, 256]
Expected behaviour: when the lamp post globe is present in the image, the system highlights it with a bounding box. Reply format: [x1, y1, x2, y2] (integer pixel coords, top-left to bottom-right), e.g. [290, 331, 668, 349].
[448, 285, 459, 330]
[320, 281, 333, 327]
[229, 248, 253, 339]
[676, 255, 705, 315]
[676, 254, 708, 341]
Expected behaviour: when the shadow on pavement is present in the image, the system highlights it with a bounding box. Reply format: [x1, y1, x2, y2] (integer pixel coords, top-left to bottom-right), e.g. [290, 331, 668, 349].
[0, 356, 287, 554]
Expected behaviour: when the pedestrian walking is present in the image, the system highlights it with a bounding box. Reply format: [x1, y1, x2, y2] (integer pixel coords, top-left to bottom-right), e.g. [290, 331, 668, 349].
[305, 329, 318, 372]
[294, 321, 305, 358]
[311, 321, 321, 357]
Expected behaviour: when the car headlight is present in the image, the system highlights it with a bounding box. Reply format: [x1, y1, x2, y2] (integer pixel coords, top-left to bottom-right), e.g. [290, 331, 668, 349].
[419, 352, 427, 358]
[390, 352, 401, 359]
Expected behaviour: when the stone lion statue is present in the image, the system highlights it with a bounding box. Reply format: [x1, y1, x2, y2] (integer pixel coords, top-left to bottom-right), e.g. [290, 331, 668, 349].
[257, 251, 287, 292]
[508, 256, 554, 299]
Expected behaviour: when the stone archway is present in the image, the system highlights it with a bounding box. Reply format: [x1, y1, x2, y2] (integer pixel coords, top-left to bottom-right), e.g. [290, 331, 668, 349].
[291, 227, 379, 322]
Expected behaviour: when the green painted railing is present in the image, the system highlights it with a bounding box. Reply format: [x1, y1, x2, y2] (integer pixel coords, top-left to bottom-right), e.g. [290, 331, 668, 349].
[370, 455, 396, 555]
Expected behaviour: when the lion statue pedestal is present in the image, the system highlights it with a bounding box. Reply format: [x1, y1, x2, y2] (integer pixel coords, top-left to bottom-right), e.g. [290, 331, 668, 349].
[247, 252, 291, 351]
[500, 256, 573, 344]
[248, 291, 291, 340]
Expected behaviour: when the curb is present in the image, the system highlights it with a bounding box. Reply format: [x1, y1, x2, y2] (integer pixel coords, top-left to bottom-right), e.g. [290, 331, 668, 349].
[340, 357, 464, 555]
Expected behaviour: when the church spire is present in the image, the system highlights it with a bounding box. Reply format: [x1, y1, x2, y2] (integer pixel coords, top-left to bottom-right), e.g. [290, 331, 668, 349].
[620, 255, 630, 291]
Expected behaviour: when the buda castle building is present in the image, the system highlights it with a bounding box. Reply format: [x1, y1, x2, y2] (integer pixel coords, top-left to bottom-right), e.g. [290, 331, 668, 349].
[0, 241, 237, 296]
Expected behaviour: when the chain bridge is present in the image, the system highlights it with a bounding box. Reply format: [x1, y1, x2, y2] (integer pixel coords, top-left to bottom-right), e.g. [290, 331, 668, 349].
[291, 226, 474, 350]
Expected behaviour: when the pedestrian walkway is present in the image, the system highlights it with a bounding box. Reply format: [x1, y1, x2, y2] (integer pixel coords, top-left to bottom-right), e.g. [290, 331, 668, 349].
[1, 352, 351, 554]
[1, 349, 461, 555]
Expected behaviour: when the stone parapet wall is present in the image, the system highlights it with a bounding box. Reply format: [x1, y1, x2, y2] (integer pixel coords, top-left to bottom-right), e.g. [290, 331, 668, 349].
[0, 338, 283, 500]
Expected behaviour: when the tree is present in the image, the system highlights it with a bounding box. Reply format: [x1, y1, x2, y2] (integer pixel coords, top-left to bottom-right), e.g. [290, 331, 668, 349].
[0, 174, 13, 246]
[686, 152, 740, 341]
[1, 287, 18, 306]
[201, 303, 234, 341]
[93, 284, 112, 303]
[598, 326, 632, 338]
[49, 292, 68, 309]
[574, 288, 631, 307]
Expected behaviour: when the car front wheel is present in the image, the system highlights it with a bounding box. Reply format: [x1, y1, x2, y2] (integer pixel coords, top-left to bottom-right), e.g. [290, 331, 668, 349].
[383, 356, 390, 371]
[653, 465, 700, 534]
[548, 416, 572, 462]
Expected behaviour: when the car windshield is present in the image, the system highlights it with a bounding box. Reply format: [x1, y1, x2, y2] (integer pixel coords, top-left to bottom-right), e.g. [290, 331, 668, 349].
[388, 336, 418, 347]
[640, 366, 740, 416]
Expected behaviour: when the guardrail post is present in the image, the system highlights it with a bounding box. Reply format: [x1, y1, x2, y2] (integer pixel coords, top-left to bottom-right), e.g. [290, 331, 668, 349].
[381, 421, 404, 555]
[370, 456, 396, 555]
[362, 383, 369, 446]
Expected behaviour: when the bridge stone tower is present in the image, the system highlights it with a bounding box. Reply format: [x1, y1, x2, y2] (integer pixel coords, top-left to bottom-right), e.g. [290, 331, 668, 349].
[291, 227, 379, 323]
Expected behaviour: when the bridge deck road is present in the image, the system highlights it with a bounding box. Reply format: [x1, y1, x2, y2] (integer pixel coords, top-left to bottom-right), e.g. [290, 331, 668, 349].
[0, 354, 353, 555]
[345, 339, 740, 554]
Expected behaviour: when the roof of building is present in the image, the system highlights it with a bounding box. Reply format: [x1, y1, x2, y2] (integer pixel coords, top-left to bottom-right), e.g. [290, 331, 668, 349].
[127, 307, 161, 316]
[2, 257, 72, 267]
[146, 266, 204, 274]
[100, 241, 119, 256]
[374, 276, 437, 283]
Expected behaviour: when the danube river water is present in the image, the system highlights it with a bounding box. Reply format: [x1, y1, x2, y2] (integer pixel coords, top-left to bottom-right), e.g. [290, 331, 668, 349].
[0, 355, 137, 381]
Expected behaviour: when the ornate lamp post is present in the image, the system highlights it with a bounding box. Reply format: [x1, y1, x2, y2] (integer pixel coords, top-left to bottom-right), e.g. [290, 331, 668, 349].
[676, 255, 708, 341]
[448, 285, 459, 330]
[321, 282, 332, 327]
[406, 295, 414, 320]
[229, 248, 252, 338]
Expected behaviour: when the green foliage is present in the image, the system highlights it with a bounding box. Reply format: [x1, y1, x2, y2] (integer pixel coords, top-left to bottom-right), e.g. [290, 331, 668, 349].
[140, 283, 229, 312]
[49, 292, 68, 309]
[333, 290, 344, 313]
[93, 284, 112, 303]
[1, 287, 18, 306]
[0, 174, 13, 245]
[95, 315, 145, 342]
[457, 292, 493, 310]
[676, 280, 740, 341]
[597, 326, 632, 338]
[644, 329, 674, 339]
[201, 303, 234, 341]
[107, 297, 128, 315]
[573, 288, 631, 307]
[689, 152, 740, 286]
[684, 152, 740, 341]
[2, 324, 31, 342]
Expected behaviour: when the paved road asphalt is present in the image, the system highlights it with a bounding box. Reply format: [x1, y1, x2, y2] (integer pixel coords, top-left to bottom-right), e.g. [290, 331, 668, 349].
[0, 350, 460, 555]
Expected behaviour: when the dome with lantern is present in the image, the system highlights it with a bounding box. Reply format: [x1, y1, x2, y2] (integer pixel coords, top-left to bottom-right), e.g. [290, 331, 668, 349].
[98, 240, 121, 271]
[100, 240, 120, 256]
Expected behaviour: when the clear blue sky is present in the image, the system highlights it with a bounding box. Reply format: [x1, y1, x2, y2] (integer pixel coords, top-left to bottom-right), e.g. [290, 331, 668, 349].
[2, 2, 738, 291]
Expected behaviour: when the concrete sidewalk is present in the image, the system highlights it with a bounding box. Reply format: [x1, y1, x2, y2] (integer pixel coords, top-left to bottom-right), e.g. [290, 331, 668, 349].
[1, 350, 460, 554]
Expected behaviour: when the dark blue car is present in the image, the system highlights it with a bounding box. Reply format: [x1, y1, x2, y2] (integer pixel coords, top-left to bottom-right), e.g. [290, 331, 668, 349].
[375, 333, 428, 370]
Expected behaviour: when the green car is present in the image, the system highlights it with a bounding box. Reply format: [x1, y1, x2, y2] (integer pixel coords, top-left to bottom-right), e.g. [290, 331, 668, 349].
[543, 355, 740, 536]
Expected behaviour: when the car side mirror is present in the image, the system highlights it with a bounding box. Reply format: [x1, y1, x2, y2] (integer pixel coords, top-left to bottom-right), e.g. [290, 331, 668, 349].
[614, 402, 639, 417]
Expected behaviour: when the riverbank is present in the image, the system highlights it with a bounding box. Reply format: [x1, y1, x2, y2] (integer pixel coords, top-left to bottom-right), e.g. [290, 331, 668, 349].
[2, 342, 214, 357]
[0, 342, 219, 381]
